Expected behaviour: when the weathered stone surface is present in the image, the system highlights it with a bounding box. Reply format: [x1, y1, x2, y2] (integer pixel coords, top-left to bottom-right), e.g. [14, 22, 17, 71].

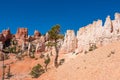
[2, 28, 12, 39]
[15, 28, 28, 39]
[1, 13, 120, 54]
[34, 30, 41, 39]
[0, 42, 3, 50]
[60, 30, 77, 54]
[15, 28, 28, 45]
[0, 28, 12, 47]
[0, 33, 5, 42]
[75, 20, 103, 52]
[60, 13, 120, 53]
[36, 36, 46, 52]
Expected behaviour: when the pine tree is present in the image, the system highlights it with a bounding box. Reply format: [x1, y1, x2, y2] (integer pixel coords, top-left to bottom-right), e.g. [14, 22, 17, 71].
[48, 24, 64, 68]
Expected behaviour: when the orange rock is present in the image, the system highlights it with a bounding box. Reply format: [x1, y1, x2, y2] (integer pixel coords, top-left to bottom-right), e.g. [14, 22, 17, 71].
[15, 28, 28, 39]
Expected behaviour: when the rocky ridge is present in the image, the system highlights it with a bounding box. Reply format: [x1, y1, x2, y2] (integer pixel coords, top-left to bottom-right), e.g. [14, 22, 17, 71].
[0, 13, 120, 54]
[61, 13, 120, 53]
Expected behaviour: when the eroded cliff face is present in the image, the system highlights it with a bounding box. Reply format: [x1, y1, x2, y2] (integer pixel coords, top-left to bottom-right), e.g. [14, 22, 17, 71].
[0, 28, 12, 44]
[1, 13, 120, 54]
[15, 28, 28, 39]
[34, 30, 41, 39]
[60, 30, 77, 54]
[60, 13, 120, 53]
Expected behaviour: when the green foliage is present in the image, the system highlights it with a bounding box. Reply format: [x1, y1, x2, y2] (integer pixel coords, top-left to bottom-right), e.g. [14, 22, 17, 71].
[44, 55, 50, 65]
[48, 24, 64, 41]
[48, 24, 64, 68]
[44, 54, 50, 71]
[44, 58, 50, 65]
[89, 44, 97, 51]
[30, 64, 45, 78]
[59, 58, 65, 65]
[29, 44, 35, 58]
[3, 46, 17, 54]
[9, 46, 16, 53]
[48, 24, 60, 40]
[45, 41, 55, 47]
[11, 39, 17, 45]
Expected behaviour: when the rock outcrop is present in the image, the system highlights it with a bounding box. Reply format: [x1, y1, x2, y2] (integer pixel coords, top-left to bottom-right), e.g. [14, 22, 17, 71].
[0, 33, 5, 43]
[15, 28, 28, 39]
[0, 28, 12, 44]
[60, 30, 77, 54]
[60, 13, 120, 53]
[15, 28, 28, 45]
[2, 28, 12, 39]
[1, 13, 120, 54]
[35, 36, 46, 52]
[34, 30, 41, 39]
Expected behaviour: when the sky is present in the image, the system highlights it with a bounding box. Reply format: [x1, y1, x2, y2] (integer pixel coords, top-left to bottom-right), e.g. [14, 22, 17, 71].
[0, 0, 120, 35]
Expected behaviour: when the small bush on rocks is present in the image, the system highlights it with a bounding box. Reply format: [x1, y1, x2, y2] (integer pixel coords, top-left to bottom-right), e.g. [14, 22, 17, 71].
[30, 64, 45, 78]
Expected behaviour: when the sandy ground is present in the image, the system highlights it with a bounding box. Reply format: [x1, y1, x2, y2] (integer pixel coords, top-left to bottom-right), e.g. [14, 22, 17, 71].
[1, 41, 120, 80]
[52, 41, 120, 80]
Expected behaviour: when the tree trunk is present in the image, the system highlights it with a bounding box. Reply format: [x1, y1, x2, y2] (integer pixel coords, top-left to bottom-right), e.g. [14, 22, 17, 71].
[45, 64, 48, 71]
[54, 44, 59, 68]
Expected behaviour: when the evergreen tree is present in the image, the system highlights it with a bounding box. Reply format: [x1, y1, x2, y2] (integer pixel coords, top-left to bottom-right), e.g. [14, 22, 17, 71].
[48, 24, 64, 68]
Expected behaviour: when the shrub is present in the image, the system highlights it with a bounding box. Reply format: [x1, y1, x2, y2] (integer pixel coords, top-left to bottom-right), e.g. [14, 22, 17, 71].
[9, 46, 16, 53]
[89, 44, 97, 51]
[44, 55, 50, 71]
[59, 58, 65, 65]
[111, 51, 115, 54]
[30, 64, 45, 78]
[2, 46, 17, 53]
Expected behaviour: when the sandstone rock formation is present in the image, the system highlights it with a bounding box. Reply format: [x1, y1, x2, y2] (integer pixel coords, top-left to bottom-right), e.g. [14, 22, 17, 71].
[35, 36, 46, 53]
[15, 28, 28, 39]
[0, 29, 12, 48]
[34, 30, 41, 39]
[60, 13, 120, 53]
[0, 33, 5, 43]
[15, 28, 28, 45]
[0, 42, 3, 50]
[1, 13, 120, 55]
[2, 28, 12, 39]
[60, 30, 77, 54]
